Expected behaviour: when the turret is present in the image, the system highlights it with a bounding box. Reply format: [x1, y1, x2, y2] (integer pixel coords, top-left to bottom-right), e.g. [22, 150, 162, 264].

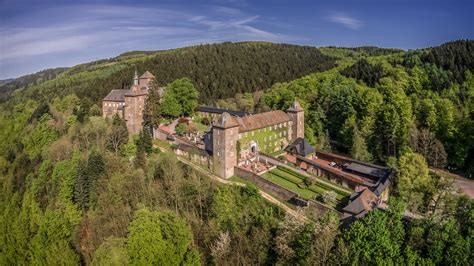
[133, 69, 139, 86]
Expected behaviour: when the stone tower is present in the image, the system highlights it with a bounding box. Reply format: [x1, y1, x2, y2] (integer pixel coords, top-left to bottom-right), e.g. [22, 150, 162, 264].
[212, 112, 239, 179]
[124, 70, 148, 134]
[286, 100, 304, 141]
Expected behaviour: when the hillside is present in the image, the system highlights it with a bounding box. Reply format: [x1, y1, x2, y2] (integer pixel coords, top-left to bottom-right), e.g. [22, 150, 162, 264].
[0, 67, 68, 101]
[5, 42, 335, 105]
[0, 40, 473, 265]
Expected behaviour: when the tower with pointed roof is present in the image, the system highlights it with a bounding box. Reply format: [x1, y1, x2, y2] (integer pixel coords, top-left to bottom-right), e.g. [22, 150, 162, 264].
[286, 100, 304, 141]
[212, 112, 239, 178]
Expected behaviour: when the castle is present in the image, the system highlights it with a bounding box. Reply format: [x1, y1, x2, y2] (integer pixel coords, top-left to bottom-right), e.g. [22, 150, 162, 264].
[204, 102, 304, 178]
[102, 70, 162, 134]
[103, 71, 393, 217]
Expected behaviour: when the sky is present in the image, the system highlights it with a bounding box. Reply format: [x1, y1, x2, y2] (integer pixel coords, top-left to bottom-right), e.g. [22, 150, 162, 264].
[0, 0, 473, 79]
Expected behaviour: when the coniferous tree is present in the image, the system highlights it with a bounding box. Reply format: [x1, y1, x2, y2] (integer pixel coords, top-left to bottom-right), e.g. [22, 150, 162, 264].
[73, 161, 90, 210]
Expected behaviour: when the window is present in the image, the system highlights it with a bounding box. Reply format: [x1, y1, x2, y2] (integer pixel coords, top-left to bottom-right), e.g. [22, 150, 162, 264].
[279, 132, 282, 137]
[245, 132, 248, 137]
[264, 136, 267, 142]
[279, 123, 282, 128]
[274, 125, 277, 130]
[252, 131, 254, 136]
[239, 133, 242, 139]
[217, 152, 220, 156]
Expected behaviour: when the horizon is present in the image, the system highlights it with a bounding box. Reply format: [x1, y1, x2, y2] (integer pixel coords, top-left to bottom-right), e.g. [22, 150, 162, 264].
[1, 0, 473, 79]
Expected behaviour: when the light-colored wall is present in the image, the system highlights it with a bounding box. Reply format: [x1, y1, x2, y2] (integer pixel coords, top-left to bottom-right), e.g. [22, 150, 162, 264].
[212, 126, 239, 178]
[102, 101, 124, 119]
[124, 95, 146, 134]
[287, 110, 304, 141]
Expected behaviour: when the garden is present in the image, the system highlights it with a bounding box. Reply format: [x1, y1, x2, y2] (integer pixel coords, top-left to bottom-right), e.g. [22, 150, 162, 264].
[261, 166, 351, 207]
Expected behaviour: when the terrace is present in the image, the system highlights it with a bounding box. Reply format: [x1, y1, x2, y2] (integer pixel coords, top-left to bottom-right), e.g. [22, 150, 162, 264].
[261, 165, 351, 209]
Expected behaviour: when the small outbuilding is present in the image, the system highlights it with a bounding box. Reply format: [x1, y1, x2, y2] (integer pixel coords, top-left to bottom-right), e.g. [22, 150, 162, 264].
[285, 137, 315, 157]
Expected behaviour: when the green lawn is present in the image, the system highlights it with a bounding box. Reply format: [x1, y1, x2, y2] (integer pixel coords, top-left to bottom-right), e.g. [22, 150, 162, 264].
[277, 166, 351, 197]
[262, 172, 316, 200]
[260, 166, 350, 205]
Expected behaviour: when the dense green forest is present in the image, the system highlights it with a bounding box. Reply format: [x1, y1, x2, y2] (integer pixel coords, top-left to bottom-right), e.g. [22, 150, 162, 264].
[0, 67, 68, 101]
[2, 42, 335, 105]
[0, 41, 473, 265]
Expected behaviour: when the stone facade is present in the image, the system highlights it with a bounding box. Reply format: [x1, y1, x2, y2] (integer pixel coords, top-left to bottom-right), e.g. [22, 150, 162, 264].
[212, 113, 240, 178]
[210, 101, 305, 179]
[102, 70, 157, 134]
[286, 101, 304, 139]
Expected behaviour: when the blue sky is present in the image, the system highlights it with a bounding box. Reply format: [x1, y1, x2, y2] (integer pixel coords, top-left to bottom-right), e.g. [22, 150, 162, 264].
[0, 0, 473, 79]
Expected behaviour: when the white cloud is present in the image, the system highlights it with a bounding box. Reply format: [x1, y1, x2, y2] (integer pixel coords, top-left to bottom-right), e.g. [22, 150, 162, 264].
[0, 4, 292, 63]
[326, 13, 363, 30]
[0, 3, 298, 78]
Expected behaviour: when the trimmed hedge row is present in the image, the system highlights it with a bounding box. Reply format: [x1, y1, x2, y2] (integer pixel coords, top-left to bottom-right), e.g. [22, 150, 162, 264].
[271, 168, 304, 185]
[277, 165, 351, 197]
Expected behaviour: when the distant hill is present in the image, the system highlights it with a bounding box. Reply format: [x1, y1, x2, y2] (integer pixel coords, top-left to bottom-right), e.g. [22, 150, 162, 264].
[0, 78, 14, 86]
[11, 42, 336, 104]
[0, 67, 68, 101]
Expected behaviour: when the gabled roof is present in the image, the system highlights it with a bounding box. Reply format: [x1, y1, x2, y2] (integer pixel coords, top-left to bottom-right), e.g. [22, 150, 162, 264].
[103, 89, 128, 102]
[342, 188, 378, 216]
[140, 71, 155, 79]
[285, 138, 315, 157]
[235, 110, 291, 133]
[213, 112, 239, 129]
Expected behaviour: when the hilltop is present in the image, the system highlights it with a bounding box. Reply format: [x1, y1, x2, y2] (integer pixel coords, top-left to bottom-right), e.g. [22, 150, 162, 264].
[1, 42, 335, 104]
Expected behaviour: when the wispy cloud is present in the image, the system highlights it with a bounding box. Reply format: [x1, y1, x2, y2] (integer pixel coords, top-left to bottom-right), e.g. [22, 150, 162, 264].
[0, 4, 291, 65]
[326, 13, 363, 30]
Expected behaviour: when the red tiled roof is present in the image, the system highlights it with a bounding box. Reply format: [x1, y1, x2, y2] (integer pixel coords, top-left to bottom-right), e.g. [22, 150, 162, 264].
[235, 110, 291, 133]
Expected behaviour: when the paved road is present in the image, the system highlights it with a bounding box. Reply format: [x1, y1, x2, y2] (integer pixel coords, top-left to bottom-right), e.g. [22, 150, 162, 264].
[454, 177, 474, 199]
[430, 168, 474, 199]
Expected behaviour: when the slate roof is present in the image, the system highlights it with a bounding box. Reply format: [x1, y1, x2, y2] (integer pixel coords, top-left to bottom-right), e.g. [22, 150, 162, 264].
[196, 106, 251, 117]
[235, 110, 291, 133]
[342, 188, 378, 216]
[285, 137, 315, 157]
[344, 162, 389, 179]
[103, 89, 128, 102]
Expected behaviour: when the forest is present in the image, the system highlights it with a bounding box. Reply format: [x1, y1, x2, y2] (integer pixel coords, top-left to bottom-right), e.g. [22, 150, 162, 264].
[0, 40, 473, 265]
[1, 42, 335, 106]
